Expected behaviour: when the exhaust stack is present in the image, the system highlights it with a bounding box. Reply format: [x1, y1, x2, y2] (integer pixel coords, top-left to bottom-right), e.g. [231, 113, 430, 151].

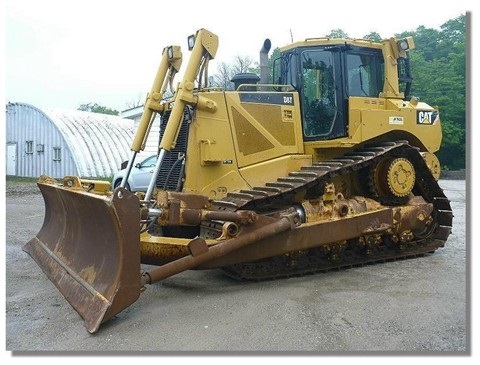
[259, 38, 271, 84]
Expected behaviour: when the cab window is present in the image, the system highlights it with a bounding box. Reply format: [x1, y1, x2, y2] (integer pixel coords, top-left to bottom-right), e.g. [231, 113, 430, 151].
[346, 51, 384, 97]
[301, 50, 336, 138]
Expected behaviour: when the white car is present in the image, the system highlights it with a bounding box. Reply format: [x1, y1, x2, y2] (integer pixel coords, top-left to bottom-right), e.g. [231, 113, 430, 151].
[112, 154, 157, 192]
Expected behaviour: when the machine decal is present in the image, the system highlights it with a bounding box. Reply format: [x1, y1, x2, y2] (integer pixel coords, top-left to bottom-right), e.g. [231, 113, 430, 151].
[240, 93, 295, 105]
[389, 116, 404, 125]
[417, 110, 439, 125]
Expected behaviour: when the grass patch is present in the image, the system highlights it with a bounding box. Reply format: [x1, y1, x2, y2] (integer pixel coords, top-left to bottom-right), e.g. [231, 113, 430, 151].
[6, 176, 113, 183]
[5, 176, 38, 183]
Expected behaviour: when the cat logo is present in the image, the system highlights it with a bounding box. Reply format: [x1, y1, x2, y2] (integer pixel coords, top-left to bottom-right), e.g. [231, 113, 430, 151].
[417, 110, 439, 125]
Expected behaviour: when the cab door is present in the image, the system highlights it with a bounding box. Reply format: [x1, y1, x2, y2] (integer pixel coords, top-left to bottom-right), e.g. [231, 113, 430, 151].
[299, 48, 347, 141]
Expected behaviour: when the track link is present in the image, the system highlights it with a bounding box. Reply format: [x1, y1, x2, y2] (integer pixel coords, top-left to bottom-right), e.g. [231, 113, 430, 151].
[201, 141, 453, 280]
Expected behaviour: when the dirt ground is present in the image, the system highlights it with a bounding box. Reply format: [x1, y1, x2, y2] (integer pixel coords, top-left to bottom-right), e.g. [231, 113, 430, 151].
[4, 179, 469, 355]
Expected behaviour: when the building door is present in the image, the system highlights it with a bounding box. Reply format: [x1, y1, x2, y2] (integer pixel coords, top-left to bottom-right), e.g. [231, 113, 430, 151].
[7, 143, 17, 175]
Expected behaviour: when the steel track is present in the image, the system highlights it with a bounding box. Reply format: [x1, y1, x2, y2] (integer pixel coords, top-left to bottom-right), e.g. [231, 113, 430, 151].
[201, 141, 453, 280]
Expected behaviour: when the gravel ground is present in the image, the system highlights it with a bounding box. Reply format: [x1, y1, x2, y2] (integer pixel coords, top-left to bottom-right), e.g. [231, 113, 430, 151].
[4, 178, 470, 357]
[5, 180, 44, 196]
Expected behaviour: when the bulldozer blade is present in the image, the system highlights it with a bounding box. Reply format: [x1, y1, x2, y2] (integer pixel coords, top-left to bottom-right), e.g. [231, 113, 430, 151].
[23, 177, 142, 333]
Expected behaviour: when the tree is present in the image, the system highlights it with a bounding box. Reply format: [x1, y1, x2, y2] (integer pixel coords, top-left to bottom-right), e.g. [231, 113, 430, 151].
[231, 55, 255, 75]
[124, 93, 144, 110]
[326, 29, 349, 39]
[404, 14, 466, 169]
[395, 15, 466, 62]
[211, 55, 255, 90]
[363, 31, 382, 42]
[266, 47, 281, 83]
[437, 120, 466, 171]
[212, 61, 233, 90]
[78, 102, 119, 115]
[397, 26, 441, 61]
[440, 14, 466, 45]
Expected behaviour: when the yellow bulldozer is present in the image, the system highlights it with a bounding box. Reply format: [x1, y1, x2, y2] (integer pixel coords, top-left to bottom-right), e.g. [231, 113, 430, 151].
[24, 28, 452, 333]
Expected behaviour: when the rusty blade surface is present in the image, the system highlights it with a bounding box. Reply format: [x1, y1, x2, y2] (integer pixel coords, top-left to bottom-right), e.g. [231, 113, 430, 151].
[23, 180, 142, 333]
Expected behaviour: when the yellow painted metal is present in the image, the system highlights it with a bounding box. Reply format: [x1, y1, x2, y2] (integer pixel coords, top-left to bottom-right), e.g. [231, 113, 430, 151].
[374, 157, 416, 197]
[280, 37, 383, 53]
[160, 28, 218, 151]
[181, 90, 308, 198]
[181, 91, 247, 199]
[77, 178, 111, 195]
[379, 37, 415, 99]
[421, 152, 442, 180]
[385, 158, 416, 197]
[132, 45, 182, 152]
[225, 91, 304, 168]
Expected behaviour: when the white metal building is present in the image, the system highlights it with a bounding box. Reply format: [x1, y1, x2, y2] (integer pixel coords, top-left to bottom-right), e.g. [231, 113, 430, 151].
[5, 102, 135, 178]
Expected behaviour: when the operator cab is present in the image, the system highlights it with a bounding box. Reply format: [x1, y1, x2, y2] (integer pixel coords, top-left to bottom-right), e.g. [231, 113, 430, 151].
[274, 41, 385, 141]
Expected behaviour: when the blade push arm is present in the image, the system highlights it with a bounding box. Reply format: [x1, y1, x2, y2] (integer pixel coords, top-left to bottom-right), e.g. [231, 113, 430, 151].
[145, 28, 219, 201]
[120, 45, 182, 189]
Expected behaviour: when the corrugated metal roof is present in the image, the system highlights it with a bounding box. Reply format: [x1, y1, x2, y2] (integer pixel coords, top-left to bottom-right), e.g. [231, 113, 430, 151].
[42, 107, 135, 177]
[7, 102, 136, 177]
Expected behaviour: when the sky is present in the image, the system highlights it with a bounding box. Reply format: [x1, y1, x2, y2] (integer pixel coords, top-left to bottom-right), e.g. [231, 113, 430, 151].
[2, 0, 475, 113]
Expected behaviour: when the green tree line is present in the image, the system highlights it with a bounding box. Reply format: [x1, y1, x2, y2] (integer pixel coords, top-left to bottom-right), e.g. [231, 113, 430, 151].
[78, 102, 119, 116]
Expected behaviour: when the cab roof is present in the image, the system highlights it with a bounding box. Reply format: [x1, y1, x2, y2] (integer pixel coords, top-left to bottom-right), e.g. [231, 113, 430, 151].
[280, 37, 384, 52]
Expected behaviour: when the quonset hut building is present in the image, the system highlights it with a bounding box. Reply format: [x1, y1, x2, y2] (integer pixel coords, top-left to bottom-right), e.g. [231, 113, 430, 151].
[6, 102, 135, 179]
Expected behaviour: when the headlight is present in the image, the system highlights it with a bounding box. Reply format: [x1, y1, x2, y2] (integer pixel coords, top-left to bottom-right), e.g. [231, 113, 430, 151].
[167, 46, 174, 59]
[397, 37, 415, 53]
[187, 34, 195, 50]
[398, 39, 409, 51]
